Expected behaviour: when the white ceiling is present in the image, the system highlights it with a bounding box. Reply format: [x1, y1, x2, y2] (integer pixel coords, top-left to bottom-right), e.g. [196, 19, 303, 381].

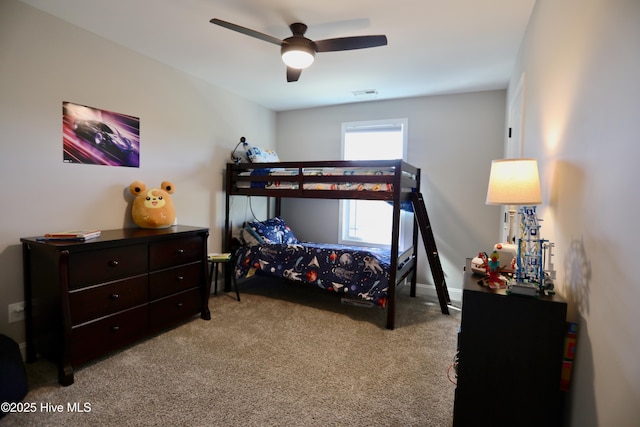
[19, 0, 536, 112]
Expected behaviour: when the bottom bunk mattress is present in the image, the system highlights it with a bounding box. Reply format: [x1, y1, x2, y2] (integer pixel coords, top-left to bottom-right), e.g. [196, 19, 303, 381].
[234, 242, 391, 307]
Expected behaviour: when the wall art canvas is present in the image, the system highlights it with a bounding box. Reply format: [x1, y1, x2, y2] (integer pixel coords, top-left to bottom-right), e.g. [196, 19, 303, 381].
[63, 101, 140, 167]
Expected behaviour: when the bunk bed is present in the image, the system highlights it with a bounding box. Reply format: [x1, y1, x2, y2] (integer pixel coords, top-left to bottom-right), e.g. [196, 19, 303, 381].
[224, 159, 430, 329]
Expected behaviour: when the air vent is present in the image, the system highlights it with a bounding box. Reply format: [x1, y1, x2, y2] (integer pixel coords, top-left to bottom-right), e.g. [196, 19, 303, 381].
[352, 89, 378, 99]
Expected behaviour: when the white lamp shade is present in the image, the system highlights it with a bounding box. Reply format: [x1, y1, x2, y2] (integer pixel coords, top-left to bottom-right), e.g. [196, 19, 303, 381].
[486, 158, 542, 205]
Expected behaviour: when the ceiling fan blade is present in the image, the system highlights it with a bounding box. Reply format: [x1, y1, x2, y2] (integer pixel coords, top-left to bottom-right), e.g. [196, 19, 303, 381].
[210, 18, 283, 46]
[287, 67, 302, 82]
[314, 35, 387, 52]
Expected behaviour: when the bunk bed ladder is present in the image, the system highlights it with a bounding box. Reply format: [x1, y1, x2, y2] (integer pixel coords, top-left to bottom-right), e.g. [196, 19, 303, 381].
[410, 192, 451, 315]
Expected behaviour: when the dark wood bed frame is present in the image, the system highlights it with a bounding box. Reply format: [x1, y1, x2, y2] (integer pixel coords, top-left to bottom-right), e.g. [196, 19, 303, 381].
[223, 159, 426, 329]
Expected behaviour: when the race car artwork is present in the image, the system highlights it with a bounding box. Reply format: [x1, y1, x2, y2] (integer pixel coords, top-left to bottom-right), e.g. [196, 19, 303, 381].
[63, 101, 140, 168]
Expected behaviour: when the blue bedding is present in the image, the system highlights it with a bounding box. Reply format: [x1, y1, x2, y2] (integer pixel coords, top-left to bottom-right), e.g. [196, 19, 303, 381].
[234, 242, 391, 307]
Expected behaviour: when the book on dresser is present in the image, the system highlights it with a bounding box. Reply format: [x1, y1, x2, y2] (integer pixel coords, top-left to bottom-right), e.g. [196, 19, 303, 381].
[41, 229, 101, 241]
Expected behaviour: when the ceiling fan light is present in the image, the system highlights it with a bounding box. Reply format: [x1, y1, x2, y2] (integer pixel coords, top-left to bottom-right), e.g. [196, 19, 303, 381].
[281, 45, 315, 69]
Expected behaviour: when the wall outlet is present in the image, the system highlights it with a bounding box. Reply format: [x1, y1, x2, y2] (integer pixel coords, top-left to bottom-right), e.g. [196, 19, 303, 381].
[8, 302, 25, 323]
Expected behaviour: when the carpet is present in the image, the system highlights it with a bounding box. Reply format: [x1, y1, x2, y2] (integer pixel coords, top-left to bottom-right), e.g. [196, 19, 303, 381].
[1, 278, 460, 426]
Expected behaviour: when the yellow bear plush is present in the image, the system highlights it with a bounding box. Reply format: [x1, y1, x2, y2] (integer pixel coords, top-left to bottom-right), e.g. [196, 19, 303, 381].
[129, 180, 176, 229]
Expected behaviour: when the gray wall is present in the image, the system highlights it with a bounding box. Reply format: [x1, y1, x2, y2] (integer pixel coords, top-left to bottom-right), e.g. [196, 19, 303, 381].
[275, 91, 507, 297]
[509, 0, 640, 425]
[6, 1, 637, 424]
[0, 0, 276, 343]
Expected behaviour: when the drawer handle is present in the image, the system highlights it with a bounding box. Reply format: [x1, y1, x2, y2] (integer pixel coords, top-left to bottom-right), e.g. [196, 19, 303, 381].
[177, 249, 184, 255]
[110, 293, 120, 300]
[176, 303, 184, 309]
[111, 326, 120, 332]
[177, 276, 184, 281]
[109, 260, 119, 267]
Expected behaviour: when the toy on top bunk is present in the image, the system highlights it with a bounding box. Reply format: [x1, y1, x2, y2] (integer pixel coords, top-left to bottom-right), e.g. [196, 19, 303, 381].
[230, 136, 280, 164]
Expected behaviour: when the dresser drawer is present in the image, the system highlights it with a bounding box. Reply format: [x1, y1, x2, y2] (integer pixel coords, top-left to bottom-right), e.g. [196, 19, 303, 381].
[149, 236, 203, 271]
[68, 244, 148, 289]
[70, 305, 148, 365]
[149, 262, 202, 300]
[149, 288, 201, 331]
[68, 275, 148, 326]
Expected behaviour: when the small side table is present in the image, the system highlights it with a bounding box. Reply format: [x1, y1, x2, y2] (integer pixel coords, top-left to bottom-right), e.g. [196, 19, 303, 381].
[453, 258, 567, 426]
[208, 254, 240, 301]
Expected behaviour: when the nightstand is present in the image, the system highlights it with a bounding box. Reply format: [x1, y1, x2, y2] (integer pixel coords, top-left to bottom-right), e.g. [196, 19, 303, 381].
[453, 258, 567, 427]
[208, 254, 240, 301]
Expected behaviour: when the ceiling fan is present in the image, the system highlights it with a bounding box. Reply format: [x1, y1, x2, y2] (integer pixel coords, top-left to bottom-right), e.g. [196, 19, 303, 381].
[210, 18, 388, 82]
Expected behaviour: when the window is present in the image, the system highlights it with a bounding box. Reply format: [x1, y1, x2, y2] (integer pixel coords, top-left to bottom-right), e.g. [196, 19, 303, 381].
[339, 119, 407, 247]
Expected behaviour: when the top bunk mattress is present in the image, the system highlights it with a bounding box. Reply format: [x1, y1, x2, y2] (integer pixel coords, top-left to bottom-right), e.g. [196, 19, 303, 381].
[237, 167, 397, 191]
[228, 160, 419, 194]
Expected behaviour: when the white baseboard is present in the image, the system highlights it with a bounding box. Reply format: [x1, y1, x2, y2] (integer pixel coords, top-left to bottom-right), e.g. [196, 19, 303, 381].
[19, 342, 27, 362]
[414, 282, 462, 307]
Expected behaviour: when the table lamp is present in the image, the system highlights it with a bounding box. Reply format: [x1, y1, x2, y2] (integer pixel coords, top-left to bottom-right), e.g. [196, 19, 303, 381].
[486, 158, 542, 245]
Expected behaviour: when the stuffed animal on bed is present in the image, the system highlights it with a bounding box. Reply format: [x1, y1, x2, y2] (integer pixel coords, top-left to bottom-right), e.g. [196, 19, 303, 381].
[129, 180, 176, 229]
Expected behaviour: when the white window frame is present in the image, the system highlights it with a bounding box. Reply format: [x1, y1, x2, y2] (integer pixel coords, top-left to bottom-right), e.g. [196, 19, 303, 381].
[339, 118, 408, 248]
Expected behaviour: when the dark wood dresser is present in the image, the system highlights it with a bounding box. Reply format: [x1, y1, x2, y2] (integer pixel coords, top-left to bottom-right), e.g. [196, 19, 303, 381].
[21, 225, 210, 386]
[453, 258, 567, 426]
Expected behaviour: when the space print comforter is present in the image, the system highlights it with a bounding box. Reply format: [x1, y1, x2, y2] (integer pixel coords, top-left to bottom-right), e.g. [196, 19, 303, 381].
[234, 242, 391, 307]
